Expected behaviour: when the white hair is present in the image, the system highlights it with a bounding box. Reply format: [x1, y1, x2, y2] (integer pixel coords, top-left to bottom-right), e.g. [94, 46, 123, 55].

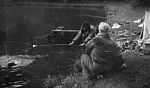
[98, 22, 110, 33]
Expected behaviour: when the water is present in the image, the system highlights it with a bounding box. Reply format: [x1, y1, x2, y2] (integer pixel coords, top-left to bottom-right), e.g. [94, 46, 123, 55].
[0, 67, 29, 88]
[0, 3, 106, 88]
[0, 3, 105, 44]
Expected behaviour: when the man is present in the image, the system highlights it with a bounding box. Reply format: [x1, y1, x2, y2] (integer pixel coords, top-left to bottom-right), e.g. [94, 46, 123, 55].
[69, 21, 96, 46]
[81, 22, 124, 79]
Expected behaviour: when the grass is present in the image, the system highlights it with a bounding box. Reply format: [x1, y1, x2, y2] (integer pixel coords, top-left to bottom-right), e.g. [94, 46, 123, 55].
[43, 52, 150, 88]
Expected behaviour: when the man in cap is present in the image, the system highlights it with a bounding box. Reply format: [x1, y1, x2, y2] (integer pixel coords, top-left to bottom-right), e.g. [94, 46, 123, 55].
[81, 22, 124, 79]
[69, 21, 96, 46]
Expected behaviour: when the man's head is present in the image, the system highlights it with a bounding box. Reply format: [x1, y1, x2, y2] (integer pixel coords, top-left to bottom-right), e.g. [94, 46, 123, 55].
[98, 22, 110, 33]
[82, 21, 91, 33]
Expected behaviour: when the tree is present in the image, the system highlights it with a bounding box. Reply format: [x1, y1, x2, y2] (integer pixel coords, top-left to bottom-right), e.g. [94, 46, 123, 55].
[127, 0, 150, 7]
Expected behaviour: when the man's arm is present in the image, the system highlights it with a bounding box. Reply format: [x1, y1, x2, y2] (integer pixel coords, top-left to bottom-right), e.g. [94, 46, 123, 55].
[73, 30, 82, 42]
[69, 30, 82, 45]
[85, 38, 94, 55]
[84, 30, 95, 43]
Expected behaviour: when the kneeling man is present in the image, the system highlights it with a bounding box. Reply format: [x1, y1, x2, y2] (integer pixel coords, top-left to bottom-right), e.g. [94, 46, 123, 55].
[81, 22, 124, 79]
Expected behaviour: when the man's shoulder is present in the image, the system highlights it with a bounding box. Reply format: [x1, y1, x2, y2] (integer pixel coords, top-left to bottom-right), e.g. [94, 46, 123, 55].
[92, 36, 102, 42]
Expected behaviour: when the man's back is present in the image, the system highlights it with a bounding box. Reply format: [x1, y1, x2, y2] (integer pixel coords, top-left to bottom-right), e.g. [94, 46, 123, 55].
[81, 22, 124, 79]
[86, 33, 120, 64]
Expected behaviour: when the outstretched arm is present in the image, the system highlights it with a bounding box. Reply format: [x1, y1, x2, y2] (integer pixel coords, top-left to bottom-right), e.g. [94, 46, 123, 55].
[69, 30, 82, 45]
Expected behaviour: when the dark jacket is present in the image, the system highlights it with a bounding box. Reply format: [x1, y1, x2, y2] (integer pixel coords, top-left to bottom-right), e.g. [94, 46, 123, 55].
[72, 26, 96, 45]
[85, 33, 123, 68]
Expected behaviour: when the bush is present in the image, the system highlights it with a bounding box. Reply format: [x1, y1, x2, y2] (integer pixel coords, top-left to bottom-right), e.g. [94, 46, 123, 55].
[127, 0, 150, 7]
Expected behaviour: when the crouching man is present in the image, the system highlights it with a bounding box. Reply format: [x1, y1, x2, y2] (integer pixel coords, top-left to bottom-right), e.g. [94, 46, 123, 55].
[81, 22, 124, 79]
[69, 21, 96, 46]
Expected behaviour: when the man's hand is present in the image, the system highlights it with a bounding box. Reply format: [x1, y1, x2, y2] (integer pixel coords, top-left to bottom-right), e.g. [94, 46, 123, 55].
[69, 41, 74, 45]
[79, 43, 85, 46]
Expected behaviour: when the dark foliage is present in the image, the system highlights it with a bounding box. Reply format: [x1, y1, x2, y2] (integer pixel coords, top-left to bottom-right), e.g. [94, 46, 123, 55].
[127, 0, 150, 7]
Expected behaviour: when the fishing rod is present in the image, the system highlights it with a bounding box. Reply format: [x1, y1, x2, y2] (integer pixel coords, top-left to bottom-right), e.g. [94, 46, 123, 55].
[78, 14, 106, 19]
[3, 41, 84, 55]
[4, 40, 83, 48]
[32, 44, 83, 47]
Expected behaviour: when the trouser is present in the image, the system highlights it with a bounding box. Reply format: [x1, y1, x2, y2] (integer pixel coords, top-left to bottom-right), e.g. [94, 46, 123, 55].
[81, 54, 111, 79]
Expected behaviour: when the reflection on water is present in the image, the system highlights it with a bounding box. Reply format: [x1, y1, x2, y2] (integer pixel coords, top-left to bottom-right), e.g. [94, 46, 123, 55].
[0, 55, 35, 67]
[0, 55, 35, 88]
[0, 3, 105, 44]
[0, 66, 30, 88]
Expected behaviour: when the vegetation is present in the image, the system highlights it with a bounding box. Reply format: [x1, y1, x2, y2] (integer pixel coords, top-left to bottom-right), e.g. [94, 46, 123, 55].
[127, 0, 150, 7]
[43, 52, 150, 88]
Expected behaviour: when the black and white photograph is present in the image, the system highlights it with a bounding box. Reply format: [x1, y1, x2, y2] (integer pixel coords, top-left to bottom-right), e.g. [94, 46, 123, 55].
[0, 0, 150, 88]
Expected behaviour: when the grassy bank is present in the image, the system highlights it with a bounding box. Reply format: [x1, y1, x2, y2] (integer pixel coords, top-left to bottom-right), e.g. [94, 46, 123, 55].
[43, 53, 150, 88]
